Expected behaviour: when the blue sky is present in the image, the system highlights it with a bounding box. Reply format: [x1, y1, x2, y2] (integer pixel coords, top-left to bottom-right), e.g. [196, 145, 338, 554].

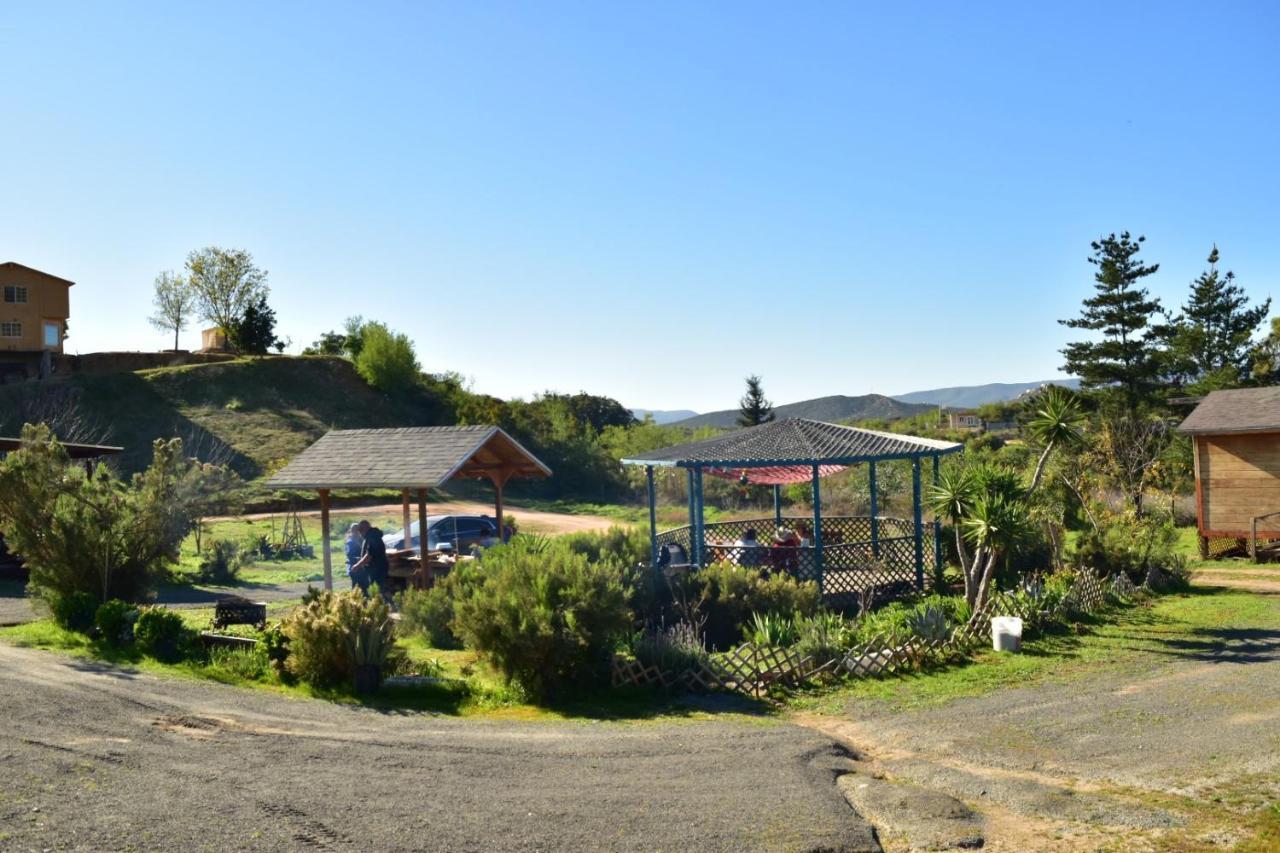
[3, 2, 1278, 411]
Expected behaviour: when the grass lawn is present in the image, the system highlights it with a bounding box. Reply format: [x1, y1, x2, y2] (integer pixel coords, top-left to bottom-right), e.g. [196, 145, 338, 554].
[787, 586, 1280, 715]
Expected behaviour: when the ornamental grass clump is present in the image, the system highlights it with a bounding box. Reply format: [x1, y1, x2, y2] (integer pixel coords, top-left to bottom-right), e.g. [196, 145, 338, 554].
[281, 588, 402, 690]
[453, 538, 631, 701]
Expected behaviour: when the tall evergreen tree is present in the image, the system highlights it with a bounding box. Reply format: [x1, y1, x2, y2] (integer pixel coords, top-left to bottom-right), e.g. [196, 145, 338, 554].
[1164, 246, 1270, 390]
[1059, 232, 1163, 405]
[736, 375, 775, 428]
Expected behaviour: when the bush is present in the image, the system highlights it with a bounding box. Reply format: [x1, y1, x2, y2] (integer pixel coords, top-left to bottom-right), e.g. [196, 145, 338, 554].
[794, 611, 858, 662]
[198, 539, 252, 584]
[134, 607, 192, 661]
[629, 620, 709, 676]
[259, 624, 290, 675]
[1069, 510, 1182, 582]
[280, 588, 402, 689]
[0, 424, 215, 605]
[563, 526, 657, 620]
[51, 590, 98, 633]
[453, 539, 631, 700]
[94, 600, 139, 645]
[394, 561, 484, 649]
[205, 645, 271, 682]
[670, 563, 820, 650]
[857, 594, 970, 646]
[354, 321, 420, 392]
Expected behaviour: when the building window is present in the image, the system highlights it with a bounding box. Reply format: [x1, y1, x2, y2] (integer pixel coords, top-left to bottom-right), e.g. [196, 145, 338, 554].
[0, 321, 21, 338]
[43, 322, 60, 347]
[3, 285, 28, 304]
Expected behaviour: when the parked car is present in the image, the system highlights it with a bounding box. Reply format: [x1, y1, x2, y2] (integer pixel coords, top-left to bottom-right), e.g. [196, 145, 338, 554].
[383, 514, 501, 555]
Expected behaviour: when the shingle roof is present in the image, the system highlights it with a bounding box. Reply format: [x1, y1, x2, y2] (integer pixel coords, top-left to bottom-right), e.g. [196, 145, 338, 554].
[1178, 387, 1280, 435]
[621, 418, 962, 468]
[266, 426, 551, 489]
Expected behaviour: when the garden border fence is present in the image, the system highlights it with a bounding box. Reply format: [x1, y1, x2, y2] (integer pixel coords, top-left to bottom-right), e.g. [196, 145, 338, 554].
[611, 568, 1114, 698]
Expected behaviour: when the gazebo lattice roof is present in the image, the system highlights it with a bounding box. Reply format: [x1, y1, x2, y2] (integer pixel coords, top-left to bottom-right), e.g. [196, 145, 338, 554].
[622, 418, 960, 484]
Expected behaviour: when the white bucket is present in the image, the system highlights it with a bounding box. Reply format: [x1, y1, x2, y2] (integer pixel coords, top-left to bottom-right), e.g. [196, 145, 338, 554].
[991, 616, 1023, 652]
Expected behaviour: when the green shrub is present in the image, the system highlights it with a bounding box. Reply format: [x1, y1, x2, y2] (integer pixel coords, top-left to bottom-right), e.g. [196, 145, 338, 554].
[259, 624, 290, 675]
[394, 562, 484, 649]
[794, 611, 858, 663]
[857, 595, 969, 646]
[629, 620, 709, 676]
[94, 600, 139, 645]
[198, 539, 252, 584]
[354, 321, 420, 392]
[51, 590, 98, 633]
[748, 611, 800, 647]
[670, 563, 820, 650]
[134, 607, 192, 661]
[454, 539, 631, 700]
[0, 424, 215, 605]
[281, 588, 403, 689]
[1069, 511, 1182, 582]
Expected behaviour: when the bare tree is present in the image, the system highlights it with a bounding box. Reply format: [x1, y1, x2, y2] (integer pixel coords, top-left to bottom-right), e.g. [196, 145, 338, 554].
[0, 386, 111, 446]
[1090, 411, 1172, 515]
[184, 247, 269, 345]
[148, 271, 196, 352]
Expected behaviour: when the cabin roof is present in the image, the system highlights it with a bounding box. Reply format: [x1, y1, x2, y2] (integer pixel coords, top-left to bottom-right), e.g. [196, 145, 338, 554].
[1178, 387, 1280, 435]
[0, 262, 75, 286]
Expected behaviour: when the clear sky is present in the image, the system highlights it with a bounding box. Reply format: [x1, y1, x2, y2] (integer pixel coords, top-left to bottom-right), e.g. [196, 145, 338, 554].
[3, 2, 1278, 412]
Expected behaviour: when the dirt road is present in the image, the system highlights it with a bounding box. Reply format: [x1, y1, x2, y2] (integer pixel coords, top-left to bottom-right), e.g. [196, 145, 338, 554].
[231, 500, 624, 536]
[0, 644, 875, 852]
[800, 582, 1280, 849]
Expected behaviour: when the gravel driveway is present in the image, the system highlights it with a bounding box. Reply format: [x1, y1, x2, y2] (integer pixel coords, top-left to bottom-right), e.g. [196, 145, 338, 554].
[0, 644, 876, 852]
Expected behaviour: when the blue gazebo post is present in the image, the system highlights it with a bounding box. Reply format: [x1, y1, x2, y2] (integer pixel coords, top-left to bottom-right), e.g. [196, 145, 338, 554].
[773, 484, 782, 529]
[912, 456, 924, 591]
[646, 465, 658, 567]
[869, 460, 880, 558]
[686, 468, 696, 553]
[811, 463, 824, 595]
[932, 455, 943, 578]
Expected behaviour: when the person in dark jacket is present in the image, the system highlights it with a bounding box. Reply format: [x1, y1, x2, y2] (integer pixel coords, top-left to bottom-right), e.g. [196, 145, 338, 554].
[351, 520, 390, 599]
[344, 523, 368, 593]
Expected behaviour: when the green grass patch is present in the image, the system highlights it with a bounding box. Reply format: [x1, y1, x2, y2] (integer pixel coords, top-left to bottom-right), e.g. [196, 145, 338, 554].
[788, 587, 1280, 714]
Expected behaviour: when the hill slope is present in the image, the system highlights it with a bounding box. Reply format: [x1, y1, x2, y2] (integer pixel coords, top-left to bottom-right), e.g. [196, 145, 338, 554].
[0, 357, 455, 479]
[890, 379, 1080, 408]
[630, 408, 698, 424]
[670, 394, 933, 429]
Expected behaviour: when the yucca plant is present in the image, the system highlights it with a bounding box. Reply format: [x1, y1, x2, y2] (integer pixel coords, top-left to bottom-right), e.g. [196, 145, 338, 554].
[748, 611, 799, 648]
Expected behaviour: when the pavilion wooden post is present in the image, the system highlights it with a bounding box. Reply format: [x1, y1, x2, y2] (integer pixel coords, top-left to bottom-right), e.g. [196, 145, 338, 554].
[319, 489, 333, 591]
[418, 489, 428, 554]
[489, 468, 513, 540]
[401, 489, 412, 552]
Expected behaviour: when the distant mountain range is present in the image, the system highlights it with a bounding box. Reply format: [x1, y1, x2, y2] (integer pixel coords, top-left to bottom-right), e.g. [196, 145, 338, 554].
[635, 379, 1081, 430]
[668, 394, 934, 429]
[630, 408, 699, 425]
[890, 379, 1080, 408]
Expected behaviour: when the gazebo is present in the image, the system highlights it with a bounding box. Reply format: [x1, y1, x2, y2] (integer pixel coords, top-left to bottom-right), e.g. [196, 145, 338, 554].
[267, 425, 551, 589]
[622, 418, 962, 606]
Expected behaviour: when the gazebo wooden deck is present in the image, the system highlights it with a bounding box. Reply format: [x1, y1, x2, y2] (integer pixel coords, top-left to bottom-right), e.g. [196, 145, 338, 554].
[267, 425, 551, 589]
[623, 418, 962, 607]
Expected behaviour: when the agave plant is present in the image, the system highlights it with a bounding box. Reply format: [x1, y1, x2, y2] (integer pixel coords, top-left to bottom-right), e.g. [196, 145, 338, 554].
[907, 604, 950, 644]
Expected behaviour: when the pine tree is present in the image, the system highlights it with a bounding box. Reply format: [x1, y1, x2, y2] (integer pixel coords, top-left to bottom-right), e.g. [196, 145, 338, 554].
[1165, 246, 1270, 390]
[737, 375, 775, 428]
[1059, 232, 1163, 405]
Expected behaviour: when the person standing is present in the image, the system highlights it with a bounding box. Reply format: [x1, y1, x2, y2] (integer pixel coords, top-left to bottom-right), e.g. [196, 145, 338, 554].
[352, 520, 390, 600]
[344, 523, 367, 593]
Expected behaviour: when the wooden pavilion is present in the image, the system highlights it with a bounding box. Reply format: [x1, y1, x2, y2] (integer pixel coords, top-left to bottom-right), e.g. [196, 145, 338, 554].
[266, 426, 551, 589]
[1179, 387, 1280, 559]
[622, 418, 962, 607]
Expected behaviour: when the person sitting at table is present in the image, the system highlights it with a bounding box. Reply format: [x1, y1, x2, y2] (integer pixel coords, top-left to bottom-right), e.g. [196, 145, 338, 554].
[775, 525, 800, 548]
[734, 528, 763, 567]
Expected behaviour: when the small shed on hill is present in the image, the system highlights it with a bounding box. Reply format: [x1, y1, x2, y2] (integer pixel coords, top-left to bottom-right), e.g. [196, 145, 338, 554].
[266, 426, 551, 589]
[1179, 387, 1280, 558]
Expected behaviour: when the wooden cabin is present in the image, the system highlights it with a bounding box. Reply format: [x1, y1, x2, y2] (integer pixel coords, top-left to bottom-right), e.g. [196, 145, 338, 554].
[1179, 387, 1280, 558]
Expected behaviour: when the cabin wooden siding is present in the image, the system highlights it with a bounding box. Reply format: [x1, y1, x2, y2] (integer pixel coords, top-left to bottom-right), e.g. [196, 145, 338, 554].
[1196, 432, 1280, 537]
[0, 264, 71, 354]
